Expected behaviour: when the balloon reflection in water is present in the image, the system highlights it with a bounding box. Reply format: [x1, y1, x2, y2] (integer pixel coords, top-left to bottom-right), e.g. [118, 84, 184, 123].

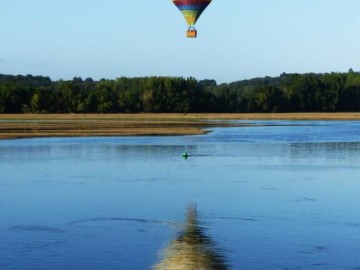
[153, 205, 229, 270]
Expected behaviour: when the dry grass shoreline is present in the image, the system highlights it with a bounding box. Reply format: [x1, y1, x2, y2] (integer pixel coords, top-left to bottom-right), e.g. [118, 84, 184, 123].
[1, 113, 359, 140]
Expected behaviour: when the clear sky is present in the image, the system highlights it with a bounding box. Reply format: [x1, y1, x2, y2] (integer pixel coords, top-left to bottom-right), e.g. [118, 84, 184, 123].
[1, 0, 360, 83]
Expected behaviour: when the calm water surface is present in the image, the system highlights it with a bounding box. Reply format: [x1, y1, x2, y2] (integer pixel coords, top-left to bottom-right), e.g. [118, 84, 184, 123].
[1, 120, 360, 270]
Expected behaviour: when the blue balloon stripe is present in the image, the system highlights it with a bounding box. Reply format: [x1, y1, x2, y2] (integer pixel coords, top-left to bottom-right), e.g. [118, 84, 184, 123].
[176, 4, 209, 11]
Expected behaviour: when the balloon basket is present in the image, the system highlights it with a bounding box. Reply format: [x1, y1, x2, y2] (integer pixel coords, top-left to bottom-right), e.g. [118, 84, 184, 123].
[186, 30, 197, 38]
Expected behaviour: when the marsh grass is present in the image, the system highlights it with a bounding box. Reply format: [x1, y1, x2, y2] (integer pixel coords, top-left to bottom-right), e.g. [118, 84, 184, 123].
[0, 113, 359, 139]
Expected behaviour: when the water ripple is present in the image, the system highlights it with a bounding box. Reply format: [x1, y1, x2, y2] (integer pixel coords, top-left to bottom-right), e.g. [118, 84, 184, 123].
[9, 225, 65, 234]
[69, 217, 180, 228]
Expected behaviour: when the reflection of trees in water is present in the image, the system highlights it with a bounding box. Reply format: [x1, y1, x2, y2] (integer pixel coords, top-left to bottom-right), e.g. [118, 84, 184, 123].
[153, 205, 229, 270]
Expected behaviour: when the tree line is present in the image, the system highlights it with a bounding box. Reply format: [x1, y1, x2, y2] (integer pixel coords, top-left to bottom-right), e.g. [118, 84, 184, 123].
[0, 70, 359, 113]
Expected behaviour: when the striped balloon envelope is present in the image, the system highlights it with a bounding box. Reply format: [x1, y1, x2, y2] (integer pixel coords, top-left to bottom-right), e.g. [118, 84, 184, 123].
[172, 0, 212, 37]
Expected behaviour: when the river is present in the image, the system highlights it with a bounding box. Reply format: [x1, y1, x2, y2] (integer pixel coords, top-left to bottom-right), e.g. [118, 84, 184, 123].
[1, 120, 360, 269]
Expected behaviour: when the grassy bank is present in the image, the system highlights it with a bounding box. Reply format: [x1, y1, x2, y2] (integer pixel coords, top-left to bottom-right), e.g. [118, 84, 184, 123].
[0, 113, 359, 140]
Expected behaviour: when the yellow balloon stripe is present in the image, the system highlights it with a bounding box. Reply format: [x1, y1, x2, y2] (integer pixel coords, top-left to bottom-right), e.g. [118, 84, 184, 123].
[180, 10, 199, 25]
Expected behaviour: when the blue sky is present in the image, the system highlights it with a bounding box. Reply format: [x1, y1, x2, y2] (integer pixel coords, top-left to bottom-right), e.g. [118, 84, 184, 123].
[1, 0, 360, 83]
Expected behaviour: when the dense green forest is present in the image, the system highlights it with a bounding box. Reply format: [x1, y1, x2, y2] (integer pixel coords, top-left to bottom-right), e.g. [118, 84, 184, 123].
[1, 70, 360, 113]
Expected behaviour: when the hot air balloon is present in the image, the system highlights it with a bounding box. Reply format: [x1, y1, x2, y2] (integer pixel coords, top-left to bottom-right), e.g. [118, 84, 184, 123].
[172, 0, 212, 38]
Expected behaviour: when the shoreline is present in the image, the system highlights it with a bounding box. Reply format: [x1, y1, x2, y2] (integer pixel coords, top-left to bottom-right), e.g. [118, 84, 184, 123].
[1, 113, 359, 140]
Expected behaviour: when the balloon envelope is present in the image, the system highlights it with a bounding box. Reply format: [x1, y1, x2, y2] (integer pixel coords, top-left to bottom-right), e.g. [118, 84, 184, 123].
[172, 0, 212, 26]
